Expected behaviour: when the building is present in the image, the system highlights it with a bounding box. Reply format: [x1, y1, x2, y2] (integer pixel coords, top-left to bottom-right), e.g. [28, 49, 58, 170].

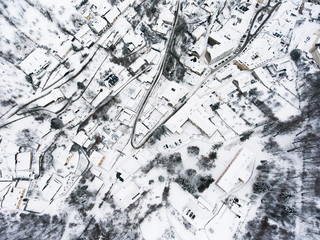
[159, 7, 175, 25]
[152, 21, 169, 36]
[15, 152, 32, 179]
[1, 183, 27, 210]
[129, 58, 147, 74]
[19, 48, 52, 76]
[74, 25, 96, 48]
[206, 31, 234, 64]
[89, 150, 106, 167]
[113, 180, 142, 208]
[160, 81, 188, 106]
[91, 17, 108, 35]
[192, 26, 206, 40]
[310, 36, 320, 68]
[117, 0, 130, 13]
[216, 148, 254, 193]
[189, 107, 217, 137]
[104, 8, 120, 25]
[72, 131, 90, 148]
[42, 175, 62, 202]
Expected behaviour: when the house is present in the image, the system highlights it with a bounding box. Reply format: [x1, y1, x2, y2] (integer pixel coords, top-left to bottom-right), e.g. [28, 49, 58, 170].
[15, 152, 32, 179]
[1, 183, 27, 210]
[19, 48, 52, 76]
[160, 7, 175, 25]
[152, 22, 169, 36]
[206, 31, 234, 64]
[310, 36, 320, 68]
[117, 0, 130, 13]
[165, 95, 216, 137]
[189, 107, 217, 137]
[91, 17, 108, 35]
[123, 30, 144, 51]
[42, 175, 62, 202]
[160, 81, 188, 106]
[192, 26, 206, 41]
[25, 198, 49, 213]
[89, 150, 106, 167]
[104, 8, 121, 25]
[52, 38, 73, 60]
[72, 131, 90, 147]
[74, 25, 96, 48]
[129, 58, 147, 74]
[183, 56, 206, 75]
[113, 180, 142, 208]
[96, 1, 111, 16]
[216, 148, 254, 193]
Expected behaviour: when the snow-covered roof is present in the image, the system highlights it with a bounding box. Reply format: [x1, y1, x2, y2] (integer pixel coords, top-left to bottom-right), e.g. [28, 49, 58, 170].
[113, 180, 141, 208]
[99, 148, 120, 172]
[189, 107, 217, 137]
[144, 49, 160, 64]
[16, 152, 32, 172]
[129, 58, 146, 73]
[192, 26, 206, 40]
[119, 157, 141, 176]
[52, 39, 72, 59]
[117, 0, 130, 13]
[105, 7, 120, 25]
[1, 185, 26, 210]
[89, 150, 106, 166]
[96, 1, 111, 16]
[72, 131, 89, 147]
[216, 148, 254, 193]
[160, 7, 175, 25]
[152, 22, 169, 36]
[183, 56, 206, 75]
[42, 176, 62, 201]
[160, 81, 188, 106]
[25, 198, 49, 213]
[19, 48, 50, 75]
[91, 17, 108, 34]
[123, 30, 144, 48]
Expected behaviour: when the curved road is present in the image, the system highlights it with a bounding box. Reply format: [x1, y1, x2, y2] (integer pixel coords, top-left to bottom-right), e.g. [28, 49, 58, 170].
[130, 0, 181, 148]
[131, 0, 281, 149]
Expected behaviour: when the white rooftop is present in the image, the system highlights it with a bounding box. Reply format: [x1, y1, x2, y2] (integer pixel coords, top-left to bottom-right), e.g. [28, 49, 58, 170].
[216, 148, 255, 193]
[105, 7, 120, 25]
[16, 152, 32, 172]
[113, 180, 141, 209]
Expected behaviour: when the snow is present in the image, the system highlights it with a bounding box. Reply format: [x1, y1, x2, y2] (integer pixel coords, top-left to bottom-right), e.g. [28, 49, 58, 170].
[216, 148, 255, 193]
[42, 176, 62, 201]
[0, 1, 319, 239]
[104, 8, 121, 25]
[113, 180, 141, 209]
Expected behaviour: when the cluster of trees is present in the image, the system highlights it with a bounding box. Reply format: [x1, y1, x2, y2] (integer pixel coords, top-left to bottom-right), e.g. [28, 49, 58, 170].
[67, 170, 97, 218]
[0, 212, 66, 240]
[148, 125, 168, 146]
[243, 54, 320, 239]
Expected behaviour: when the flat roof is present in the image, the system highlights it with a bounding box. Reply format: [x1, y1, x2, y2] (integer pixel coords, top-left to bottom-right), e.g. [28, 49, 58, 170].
[216, 148, 254, 193]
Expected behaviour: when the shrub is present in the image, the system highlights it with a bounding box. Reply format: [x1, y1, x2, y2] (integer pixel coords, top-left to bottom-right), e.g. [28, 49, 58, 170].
[50, 118, 63, 129]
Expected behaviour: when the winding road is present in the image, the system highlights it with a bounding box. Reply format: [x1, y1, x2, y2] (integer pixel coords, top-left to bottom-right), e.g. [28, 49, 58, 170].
[130, 0, 282, 149]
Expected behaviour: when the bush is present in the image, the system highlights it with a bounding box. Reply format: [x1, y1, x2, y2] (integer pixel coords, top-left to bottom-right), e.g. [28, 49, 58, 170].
[187, 146, 200, 156]
[253, 181, 271, 194]
[290, 49, 301, 61]
[197, 155, 216, 170]
[50, 118, 64, 129]
[240, 130, 254, 142]
[197, 175, 214, 193]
